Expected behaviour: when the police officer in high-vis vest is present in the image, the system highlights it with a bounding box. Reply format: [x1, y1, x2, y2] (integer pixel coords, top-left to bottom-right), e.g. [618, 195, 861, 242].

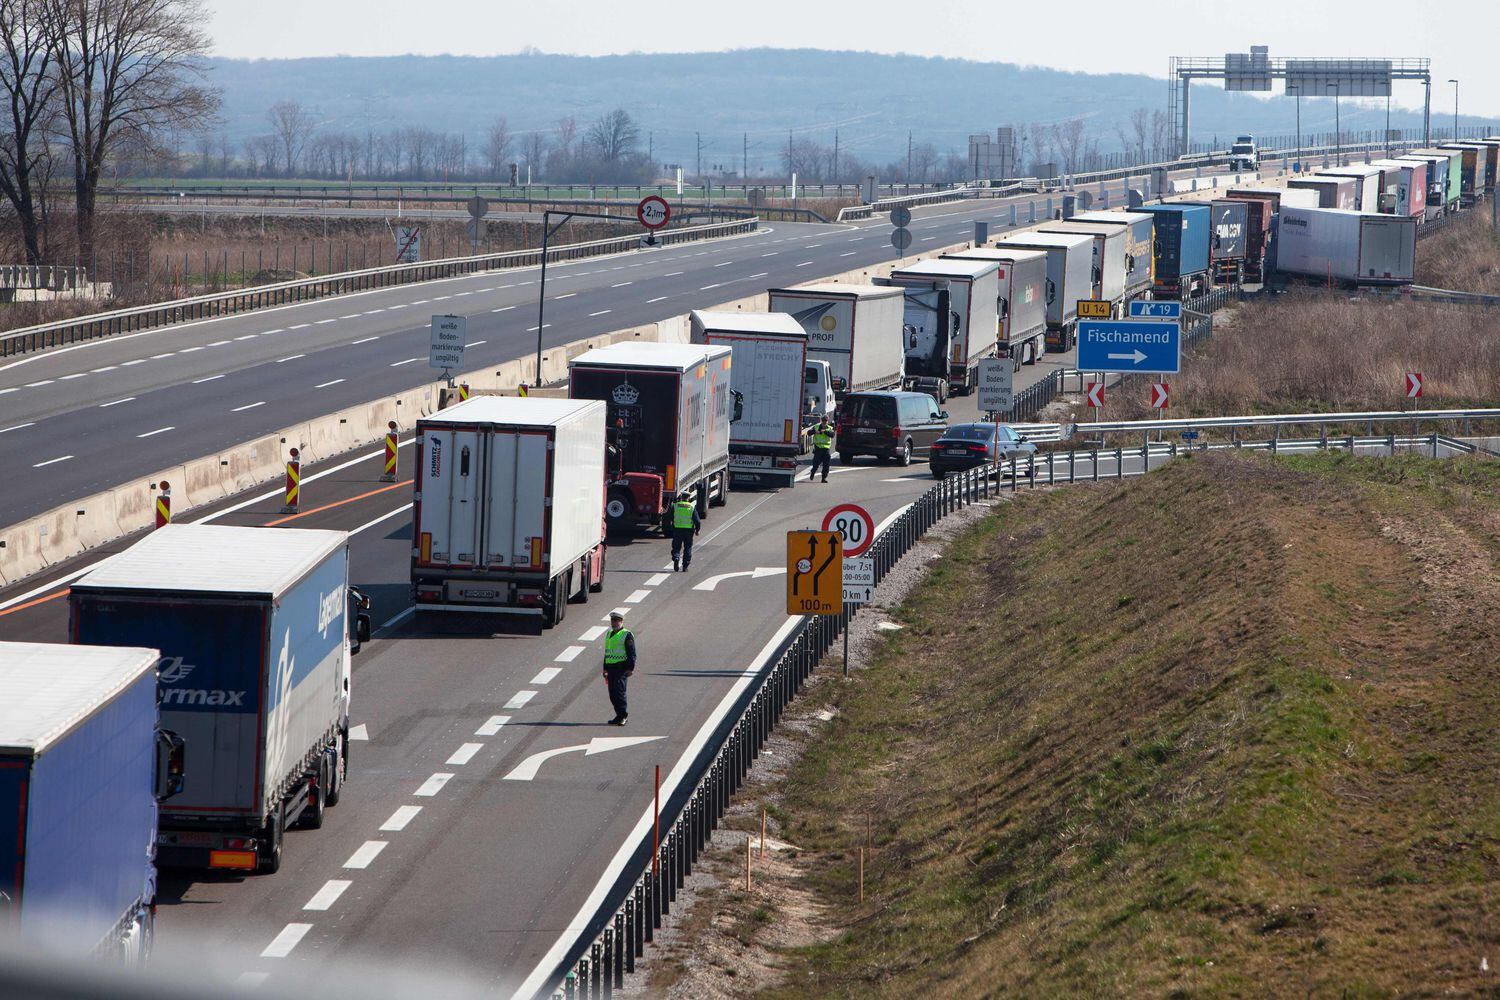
[670, 491, 701, 572]
[809, 418, 834, 483]
[602, 611, 635, 726]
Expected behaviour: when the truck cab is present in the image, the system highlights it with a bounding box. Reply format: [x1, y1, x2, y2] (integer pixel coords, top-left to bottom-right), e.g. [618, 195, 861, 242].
[804, 360, 835, 425]
[1229, 136, 1258, 172]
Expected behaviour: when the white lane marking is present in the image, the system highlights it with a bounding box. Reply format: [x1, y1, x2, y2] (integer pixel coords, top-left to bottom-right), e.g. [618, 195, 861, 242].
[377, 606, 414, 631]
[391, 357, 422, 366]
[149, 353, 175, 360]
[840, 251, 857, 257]
[588, 309, 612, 317]
[505, 690, 537, 709]
[525, 324, 552, 332]
[380, 806, 422, 832]
[60, 371, 90, 377]
[287, 325, 309, 331]
[602, 607, 631, 620]
[33, 455, 72, 468]
[388, 303, 408, 309]
[363, 309, 385, 315]
[796, 260, 815, 267]
[492, 305, 515, 313]
[554, 292, 576, 300]
[713, 260, 733, 267]
[192, 374, 225, 384]
[350, 503, 411, 539]
[806, 243, 823, 248]
[260, 923, 312, 958]
[623, 589, 651, 604]
[748, 272, 768, 279]
[304, 880, 351, 911]
[446, 743, 484, 766]
[414, 773, 453, 797]
[578, 625, 606, 642]
[647, 296, 669, 303]
[276, 353, 306, 363]
[531, 667, 562, 685]
[848, 237, 864, 242]
[339, 314, 361, 320]
[664, 271, 684, 276]
[761, 251, 779, 257]
[24, 379, 53, 387]
[262, 329, 284, 335]
[136, 426, 174, 438]
[351, 336, 379, 345]
[234, 334, 258, 341]
[645, 573, 670, 587]
[0, 422, 35, 433]
[921, 236, 937, 242]
[555, 646, 585, 663]
[476, 715, 510, 737]
[610, 281, 632, 287]
[91, 366, 117, 372]
[343, 840, 387, 868]
[120, 359, 146, 366]
[700, 283, 722, 290]
[231, 401, 265, 411]
[348, 724, 369, 741]
[315, 378, 346, 388]
[315, 318, 337, 325]
[469, 339, 487, 347]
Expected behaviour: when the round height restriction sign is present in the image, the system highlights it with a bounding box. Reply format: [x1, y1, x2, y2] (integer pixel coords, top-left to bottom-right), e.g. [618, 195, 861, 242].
[823, 503, 875, 558]
[636, 195, 671, 230]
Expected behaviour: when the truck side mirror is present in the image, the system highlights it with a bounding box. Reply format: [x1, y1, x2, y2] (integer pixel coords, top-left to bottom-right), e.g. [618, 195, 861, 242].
[349, 587, 372, 653]
[356, 613, 372, 645]
[155, 730, 186, 801]
[730, 389, 744, 423]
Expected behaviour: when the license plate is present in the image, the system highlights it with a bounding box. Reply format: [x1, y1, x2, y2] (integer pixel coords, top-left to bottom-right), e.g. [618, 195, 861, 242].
[944, 448, 969, 456]
[463, 589, 498, 600]
[855, 427, 876, 434]
[163, 831, 215, 846]
[732, 455, 773, 468]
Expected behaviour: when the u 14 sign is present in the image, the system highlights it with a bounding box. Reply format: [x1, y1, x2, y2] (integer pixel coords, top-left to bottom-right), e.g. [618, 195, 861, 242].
[823, 503, 875, 558]
[637, 196, 671, 230]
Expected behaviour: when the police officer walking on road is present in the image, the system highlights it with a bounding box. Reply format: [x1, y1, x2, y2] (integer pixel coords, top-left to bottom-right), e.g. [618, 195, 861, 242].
[602, 611, 635, 726]
[670, 491, 701, 572]
[808, 418, 834, 483]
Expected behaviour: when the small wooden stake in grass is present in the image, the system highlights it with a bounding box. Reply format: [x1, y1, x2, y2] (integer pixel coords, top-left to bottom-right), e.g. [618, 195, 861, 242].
[746, 834, 752, 891]
[761, 806, 767, 859]
[858, 847, 865, 903]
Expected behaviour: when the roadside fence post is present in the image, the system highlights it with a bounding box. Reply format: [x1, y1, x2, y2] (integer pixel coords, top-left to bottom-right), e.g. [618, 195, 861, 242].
[602, 931, 614, 998]
[1115, 447, 1123, 479]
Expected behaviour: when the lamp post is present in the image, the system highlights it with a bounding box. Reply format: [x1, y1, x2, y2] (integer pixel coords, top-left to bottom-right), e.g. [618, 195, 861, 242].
[1448, 79, 1459, 140]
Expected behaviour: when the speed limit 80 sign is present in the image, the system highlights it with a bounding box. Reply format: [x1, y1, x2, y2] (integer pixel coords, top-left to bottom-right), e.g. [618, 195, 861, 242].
[823, 503, 875, 558]
[636, 195, 670, 230]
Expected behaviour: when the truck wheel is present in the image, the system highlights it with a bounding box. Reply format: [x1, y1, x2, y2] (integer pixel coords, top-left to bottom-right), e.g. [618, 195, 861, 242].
[553, 575, 568, 624]
[605, 490, 632, 530]
[326, 733, 346, 807]
[257, 809, 284, 874]
[302, 756, 328, 830]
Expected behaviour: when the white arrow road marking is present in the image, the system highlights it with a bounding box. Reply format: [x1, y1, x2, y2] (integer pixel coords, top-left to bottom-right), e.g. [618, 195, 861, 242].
[503, 736, 664, 782]
[692, 567, 787, 592]
[1107, 349, 1148, 364]
[347, 723, 369, 741]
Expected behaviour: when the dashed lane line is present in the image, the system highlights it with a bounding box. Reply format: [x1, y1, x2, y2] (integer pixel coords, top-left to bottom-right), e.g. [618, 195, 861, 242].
[555, 646, 585, 662]
[531, 667, 562, 685]
[623, 589, 651, 604]
[414, 773, 454, 797]
[446, 743, 484, 766]
[343, 840, 387, 868]
[303, 880, 351, 911]
[505, 690, 537, 709]
[476, 715, 510, 736]
[99, 397, 135, 407]
[260, 923, 312, 958]
[578, 625, 606, 642]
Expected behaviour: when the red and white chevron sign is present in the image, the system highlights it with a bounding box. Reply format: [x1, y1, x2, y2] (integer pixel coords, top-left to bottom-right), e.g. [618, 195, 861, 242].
[1405, 372, 1423, 399]
[1150, 382, 1169, 409]
[1085, 381, 1105, 408]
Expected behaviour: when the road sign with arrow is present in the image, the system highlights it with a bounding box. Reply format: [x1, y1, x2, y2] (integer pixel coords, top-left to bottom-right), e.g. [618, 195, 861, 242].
[786, 530, 842, 615]
[1077, 319, 1180, 374]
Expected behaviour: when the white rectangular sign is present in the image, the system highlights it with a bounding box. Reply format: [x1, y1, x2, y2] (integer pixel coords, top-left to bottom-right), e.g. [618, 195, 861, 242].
[395, 226, 421, 263]
[843, 557, 875, 605]
[976, 358, 1014, 414]
[429, 314, 466, 371]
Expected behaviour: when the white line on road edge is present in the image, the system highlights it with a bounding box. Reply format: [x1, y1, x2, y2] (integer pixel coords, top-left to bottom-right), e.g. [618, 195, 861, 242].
[343, 840, 387, 868]
[531, 667, 562, 685]
[303, 880, 351, 911]
[315, 378, 346, 388]
[32, 455, 72, 468]
[555, 646, 584, 663]
[276, 354, 306, 363]
[446, 743, 483, 766]
[260, 923, 312, 958]
[351, 336, 379, 345]
[513, 499, 915, 998]
[414, 773, 453, 797]
[230, 401, 264, 411]
[191, 374, 224, 384]
[0, 422, 36, 433]
[623, 589, 650, 604]
[136, 426, 174, 438]
[647, 296, 669, 303]
[476, 715, 510, 737]
[505, 690, 537, 709]
[588, 310, 612, 317]
[380, 805, 422, 832]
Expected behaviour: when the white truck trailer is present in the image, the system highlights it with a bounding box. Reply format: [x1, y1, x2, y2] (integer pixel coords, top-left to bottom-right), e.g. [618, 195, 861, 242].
[883, 257, 1002, 399]
[1273, 207, 1417, 287]
[991, 231, 1095, 354]
[691, 310, 809, 488]
[412, 396, 608, 627]
[767, 283, 905, 399]
[1070, 210, 1155, 300]
[938, 247, 1049, 371]
[1039, 220, 1129, 310]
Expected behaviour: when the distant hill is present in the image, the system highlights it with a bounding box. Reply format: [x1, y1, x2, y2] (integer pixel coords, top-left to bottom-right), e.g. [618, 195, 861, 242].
[203, 48, 1458, 171]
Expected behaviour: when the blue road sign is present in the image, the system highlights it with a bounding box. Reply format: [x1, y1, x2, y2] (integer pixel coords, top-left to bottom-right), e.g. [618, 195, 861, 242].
[1129, 300, 1181, 319]
[1077, 319, 1180, 374]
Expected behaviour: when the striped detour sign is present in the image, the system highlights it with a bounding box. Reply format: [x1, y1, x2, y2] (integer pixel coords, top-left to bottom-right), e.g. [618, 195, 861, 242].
[381, 421, 398, 482]
[155, 481, 171, 528]
[281, 448, 301, 514]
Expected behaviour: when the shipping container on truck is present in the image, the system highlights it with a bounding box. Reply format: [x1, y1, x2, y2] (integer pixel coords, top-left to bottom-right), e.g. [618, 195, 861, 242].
[1406, 149, 1463, 212]
[1469, 139, 1500, 192]
[1226, 187, 1320, 213]
[1272, 207, 1417, 287]
[1070, 210, 1155, 300]
[1317, 166, 1384, 212]
[1135, 203, 1212, 299]
[412, 397, 607, 625]
[990, 231, 1094, 352]
[1206, 200, 1251, 283]
[1221, 192, 1275, 282]
[1038, 221, 1129, 308]
[69, 525, 368, 875]
[766, 283, 905, 397]
[936, 247, 1048, 371]
[0, 643, 183, 963]
[690, 310, 809, 487]
[1288, 175, 1357, 210]
[1368, 160, 1429, 218]
[1438, 143, 1489, 204]
[882, 257, 1001, 398]
[569, 341, 732, 532]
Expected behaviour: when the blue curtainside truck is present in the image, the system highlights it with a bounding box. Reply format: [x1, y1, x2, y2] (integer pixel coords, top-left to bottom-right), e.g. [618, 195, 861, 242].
[1138, 203, 1212, 299]
[69, 524, 369, 875]
[0, 642, 184, 962]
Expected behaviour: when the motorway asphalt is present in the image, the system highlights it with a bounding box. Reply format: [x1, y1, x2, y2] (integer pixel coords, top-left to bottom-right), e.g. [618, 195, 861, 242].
[0, 180, 1149, 529]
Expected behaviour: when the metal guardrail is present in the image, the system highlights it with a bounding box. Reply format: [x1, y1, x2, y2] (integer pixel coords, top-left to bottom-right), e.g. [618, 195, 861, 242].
[836, 183, 1034, 222]
[1080, 408, 1500, 437]
[0, 264, 90, 291]
[1405, 284, 1500, 307]
[0, 218, 758, 359]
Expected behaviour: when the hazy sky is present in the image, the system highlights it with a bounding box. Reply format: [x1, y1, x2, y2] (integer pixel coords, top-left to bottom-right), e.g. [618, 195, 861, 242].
[206, 0, 1497, 116]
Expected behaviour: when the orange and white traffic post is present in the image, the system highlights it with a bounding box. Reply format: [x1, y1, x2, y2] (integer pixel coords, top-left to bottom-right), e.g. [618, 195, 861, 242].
[154, 481, 171, 529]
[281, 448, 301, 514]
[380, 421, 398, 482]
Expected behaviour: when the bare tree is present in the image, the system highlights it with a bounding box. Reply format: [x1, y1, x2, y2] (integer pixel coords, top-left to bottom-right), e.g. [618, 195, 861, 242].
[44, 0, 219, 258]
[0, 0, 59, 263]
[585, 108, 639, 163]
[780, 136, 825, 181]
[1050, 119, 1088, 173]
[554, 116, 577, 157]
[267, 99, 315, 176]
[483, 117, 512, 179]
[909, 142, 939, 183]
[520, 131, 547, 181]
[243, 133, 276, 176]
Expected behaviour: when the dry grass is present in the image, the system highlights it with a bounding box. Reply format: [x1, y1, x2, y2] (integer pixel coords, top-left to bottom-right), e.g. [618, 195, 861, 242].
[758, 452, 1500, 997]
[1416, 209, 1500, 294]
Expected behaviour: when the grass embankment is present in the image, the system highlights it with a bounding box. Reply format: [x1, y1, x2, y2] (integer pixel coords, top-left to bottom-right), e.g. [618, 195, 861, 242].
[1417, 209, 1500, 294]
[769, 452, 1500, 996]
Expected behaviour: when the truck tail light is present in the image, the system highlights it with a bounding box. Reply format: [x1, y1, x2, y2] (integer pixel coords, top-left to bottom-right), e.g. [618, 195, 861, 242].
[518, 593, 543, 607]
[225, 837, 252, 850]
[416, 586, 441, 602]
[891, 426, 902, 440]
[209, 850, 257, 871]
